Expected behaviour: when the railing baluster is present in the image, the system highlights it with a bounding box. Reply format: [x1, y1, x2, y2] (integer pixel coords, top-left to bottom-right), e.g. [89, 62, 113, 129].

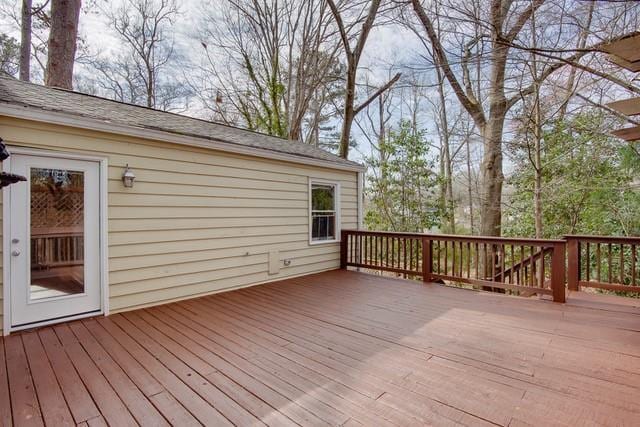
[444, 241, 449, 276]
[529, 246, 535, 288]
[620, 243, 624, 285]
[608, 243, 613, 283]
[540, 247, 545, 289]
[585, 242, 590, 282]
[520, 246, 525, 286]
[466, 242, 471, 279]
[474, 242, 479, 279]
[633, 244, 637, 287]
[500, 244, 505, 283]
[460, 241, 464, 277]
[403, 238, 408, 273]
[596, 243, 601, 283]
[452, 241, 457, 277]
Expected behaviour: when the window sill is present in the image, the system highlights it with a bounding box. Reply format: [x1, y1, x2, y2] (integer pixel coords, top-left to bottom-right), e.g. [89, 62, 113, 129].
[309, 239, 340, 245]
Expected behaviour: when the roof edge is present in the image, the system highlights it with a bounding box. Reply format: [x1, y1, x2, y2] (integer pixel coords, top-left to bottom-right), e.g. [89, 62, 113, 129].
[0, 103, 365, 173]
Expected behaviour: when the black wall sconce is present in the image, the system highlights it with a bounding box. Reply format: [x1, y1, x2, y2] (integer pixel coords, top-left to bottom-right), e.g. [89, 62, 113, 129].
[0, 138, 27, 188]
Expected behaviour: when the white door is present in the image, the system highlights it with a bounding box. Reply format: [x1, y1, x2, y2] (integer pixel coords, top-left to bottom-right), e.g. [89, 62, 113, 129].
[9, 154, 102, 328]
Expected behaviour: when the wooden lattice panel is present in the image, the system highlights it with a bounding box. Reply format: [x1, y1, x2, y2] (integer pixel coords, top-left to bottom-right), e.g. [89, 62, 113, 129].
[30, 187, 83, 230]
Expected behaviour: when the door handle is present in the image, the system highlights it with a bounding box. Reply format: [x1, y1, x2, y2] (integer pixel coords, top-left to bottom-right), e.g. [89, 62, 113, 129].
[11, 250, 20, 257]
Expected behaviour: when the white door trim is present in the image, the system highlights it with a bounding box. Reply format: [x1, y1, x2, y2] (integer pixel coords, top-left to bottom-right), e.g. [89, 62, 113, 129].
[3, 147, 109, 335]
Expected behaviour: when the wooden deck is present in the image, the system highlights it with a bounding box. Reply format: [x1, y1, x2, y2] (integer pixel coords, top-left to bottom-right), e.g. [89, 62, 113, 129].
[1, 270, 639, 426]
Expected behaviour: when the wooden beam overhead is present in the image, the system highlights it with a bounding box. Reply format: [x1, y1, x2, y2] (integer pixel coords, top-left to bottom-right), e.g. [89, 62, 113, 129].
[608, 55, 640, 73]
[606, 97, 640, 116]
[603, 33, 640, 63]
[611, 125, 640, 142]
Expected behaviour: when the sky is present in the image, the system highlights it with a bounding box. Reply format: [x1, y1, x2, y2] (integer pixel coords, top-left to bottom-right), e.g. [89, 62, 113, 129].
[2, 0, 635, 170]
[0, 0, 440, 146]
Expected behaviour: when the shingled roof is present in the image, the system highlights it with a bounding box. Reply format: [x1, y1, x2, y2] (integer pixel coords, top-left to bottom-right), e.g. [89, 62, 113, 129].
[0, 76, 362, 170]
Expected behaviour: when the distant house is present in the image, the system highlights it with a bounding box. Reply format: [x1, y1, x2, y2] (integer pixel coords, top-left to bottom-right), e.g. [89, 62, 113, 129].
[0, 76, 364, 334]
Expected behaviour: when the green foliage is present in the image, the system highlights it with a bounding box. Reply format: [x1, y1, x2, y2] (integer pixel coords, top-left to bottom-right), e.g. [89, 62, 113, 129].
[0, 33, 19, 77]
[364, 120, 443, 232]
[504, 111, 640, 238]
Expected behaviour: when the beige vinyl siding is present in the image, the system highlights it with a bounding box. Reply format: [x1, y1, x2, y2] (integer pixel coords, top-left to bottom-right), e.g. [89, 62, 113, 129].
[0, 117, 358, 332]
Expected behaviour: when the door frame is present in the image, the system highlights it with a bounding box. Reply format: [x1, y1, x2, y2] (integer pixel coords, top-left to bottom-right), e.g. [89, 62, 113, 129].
[3, 147, 109, 334]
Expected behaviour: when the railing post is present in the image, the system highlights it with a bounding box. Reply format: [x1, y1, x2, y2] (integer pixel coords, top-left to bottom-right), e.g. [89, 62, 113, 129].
[566, 237, 580, 291]
[340, 230, 348, 269]
[551, 242, 566, 303]
[422, 236, 432, 283]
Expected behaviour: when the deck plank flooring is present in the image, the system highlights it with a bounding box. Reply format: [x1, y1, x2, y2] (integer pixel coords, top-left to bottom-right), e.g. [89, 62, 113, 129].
[1, 270, 639, 426]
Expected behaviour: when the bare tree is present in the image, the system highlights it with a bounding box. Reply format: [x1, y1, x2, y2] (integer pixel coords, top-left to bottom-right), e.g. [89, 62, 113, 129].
[197, 0, 343, 143]
[410, 0, 637, 236]
[327, 0, 401, 159]
[45, 0, 80, 89]
[96, 0, 182, 109]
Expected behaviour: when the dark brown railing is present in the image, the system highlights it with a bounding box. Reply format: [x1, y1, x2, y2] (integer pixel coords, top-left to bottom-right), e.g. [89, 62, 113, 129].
[566, 235, 640, 294]
[341, 230, 566, 302]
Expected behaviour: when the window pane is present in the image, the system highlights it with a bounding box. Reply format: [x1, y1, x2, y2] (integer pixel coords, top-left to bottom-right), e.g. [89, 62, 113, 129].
[312, 184, 334, 211]
[30, 168, 85, 300]
[312, 213, 335, 241]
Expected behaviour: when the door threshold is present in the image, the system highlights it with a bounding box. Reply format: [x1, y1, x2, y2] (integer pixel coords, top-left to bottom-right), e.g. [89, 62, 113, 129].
[9, 309, 103, 334]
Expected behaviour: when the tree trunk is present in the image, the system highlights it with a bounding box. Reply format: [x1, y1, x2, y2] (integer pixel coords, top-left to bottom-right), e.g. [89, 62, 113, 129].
[533, 112, 543, 238]
[530, 10, 544, 238]
[19, 0, 32, 81]
[479, 40, 508, 237]
[45, 0, 82, 89]
[435, 63, 455, 233]
[479, 117, 505, 237]
[339, 65, 356, 158]
[465, 136, 475, 234]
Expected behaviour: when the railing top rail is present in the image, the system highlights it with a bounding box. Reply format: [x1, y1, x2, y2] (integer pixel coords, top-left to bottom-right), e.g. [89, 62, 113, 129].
[342, 229, 566, 246]
[564, 234, 640, 244]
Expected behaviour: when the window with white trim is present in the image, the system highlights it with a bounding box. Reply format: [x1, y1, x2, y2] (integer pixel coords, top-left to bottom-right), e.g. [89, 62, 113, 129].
[310, 181, 339, 242]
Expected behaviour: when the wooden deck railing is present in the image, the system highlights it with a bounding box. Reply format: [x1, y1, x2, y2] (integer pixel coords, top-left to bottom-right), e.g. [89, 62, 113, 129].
[340, 230, 566, 302]
[31, 232, 84, 269]
[566, 235, 640, 294]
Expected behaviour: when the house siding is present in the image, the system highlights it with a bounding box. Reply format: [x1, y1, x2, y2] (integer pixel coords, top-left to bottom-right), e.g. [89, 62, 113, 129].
[0, 117, 358, 333]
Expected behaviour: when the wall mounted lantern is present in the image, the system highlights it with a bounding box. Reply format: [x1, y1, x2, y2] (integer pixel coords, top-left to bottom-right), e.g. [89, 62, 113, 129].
[0, 137, 27, 188]
[122, 164, 135, 188]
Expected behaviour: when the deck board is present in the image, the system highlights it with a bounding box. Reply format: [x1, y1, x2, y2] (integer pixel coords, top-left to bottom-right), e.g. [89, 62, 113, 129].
[37, 328, 101, 423]
[0, 338, 13, 426]
[4, 335, 43, 427]
[1, 270, 639, 426]
[20, 332, 74, 426]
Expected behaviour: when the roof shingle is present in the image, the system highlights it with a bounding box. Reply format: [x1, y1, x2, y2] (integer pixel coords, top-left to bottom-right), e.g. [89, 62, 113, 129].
[0, 76, 361, 169]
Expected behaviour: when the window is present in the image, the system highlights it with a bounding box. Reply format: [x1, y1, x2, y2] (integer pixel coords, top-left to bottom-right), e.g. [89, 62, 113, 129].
[310, 181, 339, 243]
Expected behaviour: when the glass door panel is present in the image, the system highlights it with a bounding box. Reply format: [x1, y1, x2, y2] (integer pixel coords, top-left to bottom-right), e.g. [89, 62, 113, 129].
[29, 168, 85, 300]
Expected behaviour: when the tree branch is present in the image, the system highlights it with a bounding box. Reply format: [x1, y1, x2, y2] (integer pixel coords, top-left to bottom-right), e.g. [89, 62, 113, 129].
[354, 72, 402, 115]
[573, 92, 640, 126]
[327, 0, 351, 56]
[504, 0, 545, 42]
[352, 0, 381, 63]
[411, 0, 486, 127]
[505, 38, 640, 109]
